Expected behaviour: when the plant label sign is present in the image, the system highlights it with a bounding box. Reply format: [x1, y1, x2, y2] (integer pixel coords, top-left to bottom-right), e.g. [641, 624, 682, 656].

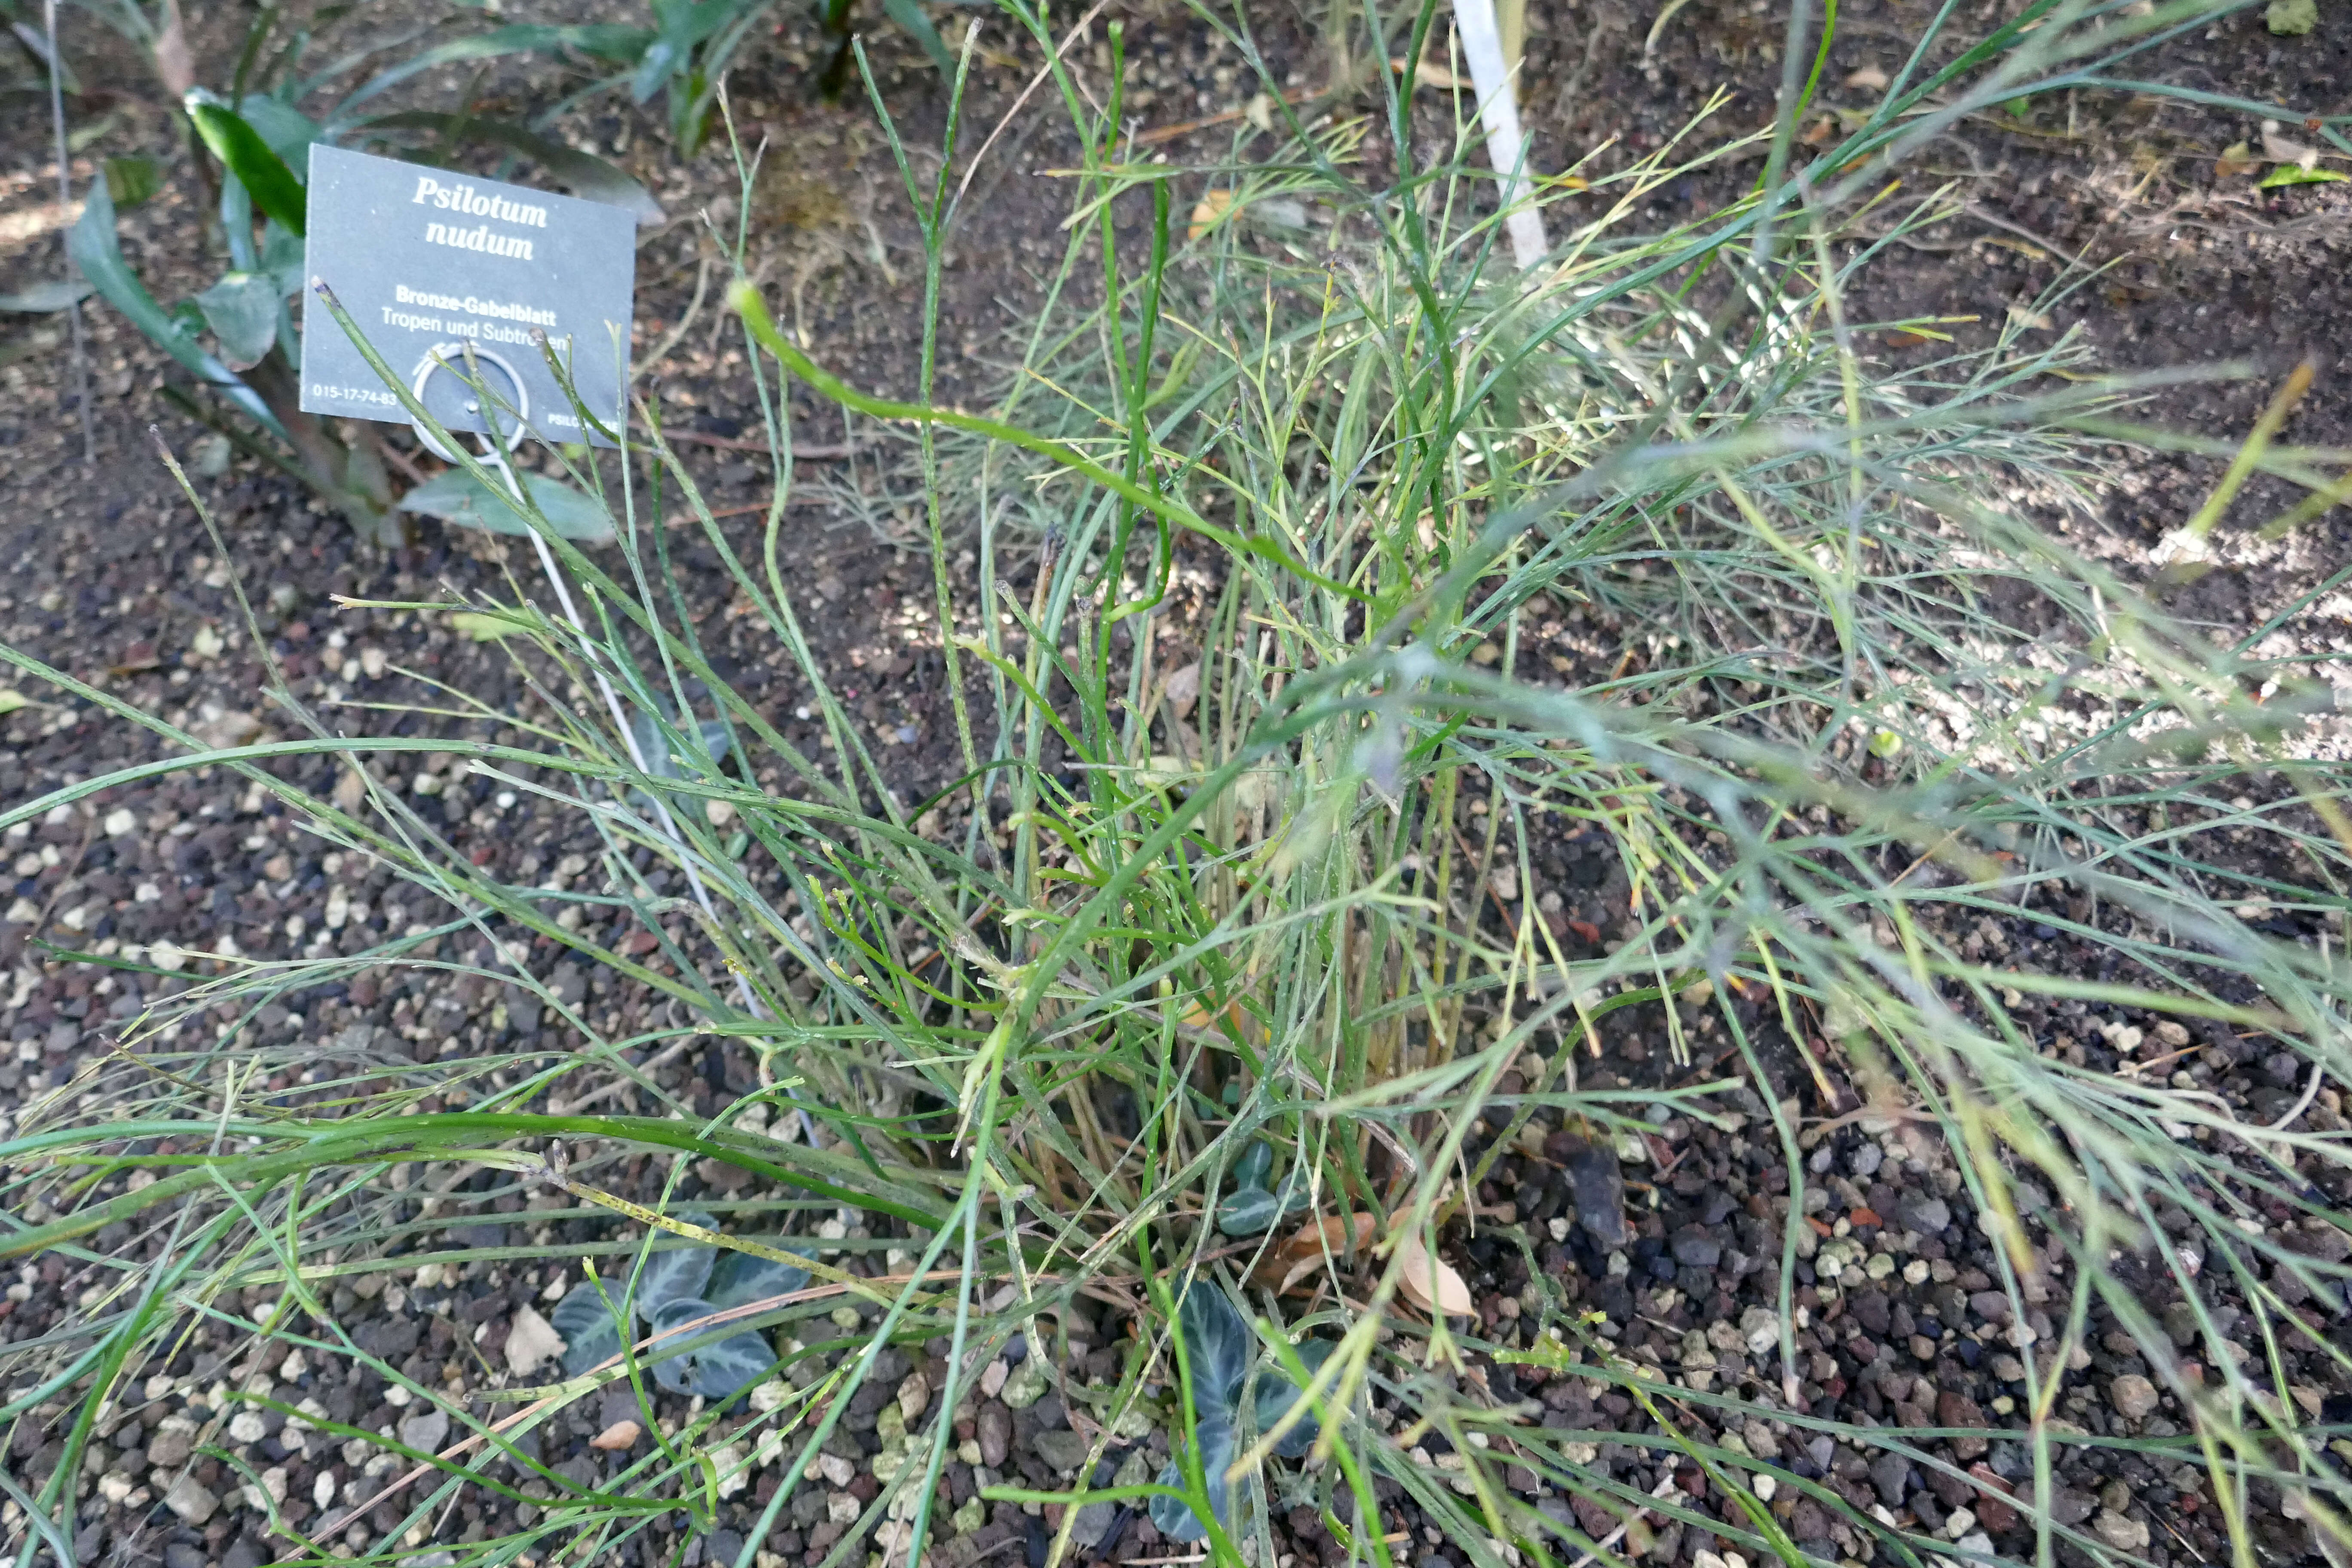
[299, 144, 635, 448]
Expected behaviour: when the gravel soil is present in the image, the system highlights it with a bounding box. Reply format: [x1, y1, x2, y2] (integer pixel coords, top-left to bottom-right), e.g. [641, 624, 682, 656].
[2, 4, 2347, 1568]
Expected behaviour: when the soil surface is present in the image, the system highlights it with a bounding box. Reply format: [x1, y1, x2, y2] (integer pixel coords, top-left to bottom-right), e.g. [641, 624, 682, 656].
[2, 6, 2346, 1568]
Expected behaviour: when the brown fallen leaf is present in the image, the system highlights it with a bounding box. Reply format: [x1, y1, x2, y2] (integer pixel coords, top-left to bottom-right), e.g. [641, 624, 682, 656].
[110, 641, 160, 677]
[591, 1420, 641, 1451]
[1843, 65, 1889, 91]
[1252, 1211, 1377, 1295]
[2217, 141, 2258, 179]
[1188, 190, 1235, 242]
[1389, 56, 1469, 89]
[1393, 1229, 1475, 1318]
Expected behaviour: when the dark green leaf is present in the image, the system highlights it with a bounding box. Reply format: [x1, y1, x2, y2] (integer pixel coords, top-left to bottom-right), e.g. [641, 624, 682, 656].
[880, 0, 957, 79]
[1253, 1339, 1336, 1460]
[645, 1297, 774, 1403]
[1150, 1418, 1233, 1542]
[1173, 1280, 1250, 1407]
[629, 37, 680, 103]
[233, 95, 322, 165]
[551, 1280, 626, 1376]
[339, 24, 655, 116]
[704, 1248, 810, 1311]
[0, 278, 93, 312]
[397, 468, 616, 544]
[1216, 1185, 1280, 1236]
[355, 111, 664, 226]
[66, 174, 282, 437]
[259, 223, 304, 296]
[647, 1297, 705, 1395]
[1273, 1171, 1314, 1216]
[1234, 1142, 1272, 1191]
[192, 271, 279, 368]
[184, 91, 305, 236]
[635, 1222, 716, 1312]
[103, 156, 164, 208]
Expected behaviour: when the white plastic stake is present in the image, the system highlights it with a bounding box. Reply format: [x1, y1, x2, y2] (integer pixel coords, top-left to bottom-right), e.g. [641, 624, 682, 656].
[1452, 0, 1549, 271]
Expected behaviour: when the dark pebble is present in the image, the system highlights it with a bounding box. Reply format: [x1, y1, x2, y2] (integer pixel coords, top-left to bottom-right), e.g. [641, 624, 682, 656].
[1669, 1229, 1722, 1269]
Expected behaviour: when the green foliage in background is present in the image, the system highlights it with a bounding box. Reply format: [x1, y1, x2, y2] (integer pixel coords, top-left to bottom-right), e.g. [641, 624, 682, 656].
[45, 6, 657, 544]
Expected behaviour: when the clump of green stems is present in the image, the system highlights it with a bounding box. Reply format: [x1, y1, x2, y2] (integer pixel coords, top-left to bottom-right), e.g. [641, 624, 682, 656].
[5, 6, 2350, 1568]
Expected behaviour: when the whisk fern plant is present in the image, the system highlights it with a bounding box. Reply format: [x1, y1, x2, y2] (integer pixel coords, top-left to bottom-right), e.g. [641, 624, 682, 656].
[4, 6, 2348, 1568]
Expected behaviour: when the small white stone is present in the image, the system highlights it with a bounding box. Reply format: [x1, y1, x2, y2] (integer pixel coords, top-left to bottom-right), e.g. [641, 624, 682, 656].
[1752, 1475, 1777, 1502]
[315, 1471, 338, 1510]
[827, 1492, 861, 1525]
[103, 808, 136, 836]
[162, 1476, 218, 1525]
[505, 1304, 565, 1376]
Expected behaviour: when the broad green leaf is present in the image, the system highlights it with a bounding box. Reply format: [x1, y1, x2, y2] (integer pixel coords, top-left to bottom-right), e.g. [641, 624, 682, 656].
[1151, 1418, 1234, 1541]
[1233, 1142, 1273, 1191]
[704, 1248, 810, 1311]
[2266, 0, 2316, 32]
[67, 175, 282, 437]
[1216, 1185, 1281, 1236]
[259, 223, 304, 296]
[103, 156, 164, 208]
[0, 278, 93, 312]
[880, 0, 957, 79]
[338, 24, 655, 115]
[629, 37, 681, 103]
[397, 468, 615, 543]
[1173, 1281, 1250, 1405]
[636, 1221, 716, 1312]
[192, 271, 279, 369]
[551, 1280, 626, 1376]
[0, 691, 30, 715]
[184, 91, 305, 236]
[231, 95, 321, 164]
[1253, 1339, 1337, 1459]
[355, 111, 665, 226]
[644, 1296, 772, 1403]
